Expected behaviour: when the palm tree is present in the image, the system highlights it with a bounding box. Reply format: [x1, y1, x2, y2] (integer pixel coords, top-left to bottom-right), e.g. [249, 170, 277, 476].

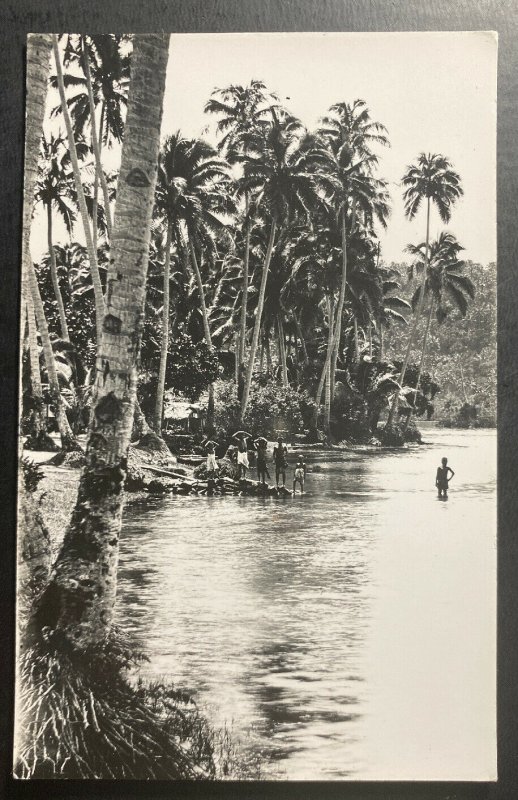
[385, 153, 463, 431]
[32, 34, 170, 651]
[20, 35, 79, 452]
[52, 36, 105, 345]
[239, 114, 336, 418]
[152, 132, 234, 431]
[52, 35, 131, 244]
[315, 100, 390, 430]
[34, 134, 80, 341]
[377, 266, 411, 360]
[205, 80, 277, 382]
[404, 232, 474, 425]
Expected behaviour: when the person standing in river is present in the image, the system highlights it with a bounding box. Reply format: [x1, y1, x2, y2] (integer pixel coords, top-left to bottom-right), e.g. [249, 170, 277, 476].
[254, 437, 270, 484]
[232, 431, 252, 480]
[436, 456, 455, 498]
[273, 438, 288, 489]
[293, 458, 306, 494]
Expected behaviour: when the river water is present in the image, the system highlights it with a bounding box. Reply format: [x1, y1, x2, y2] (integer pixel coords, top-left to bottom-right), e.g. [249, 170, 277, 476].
[116, 426, 496, 780]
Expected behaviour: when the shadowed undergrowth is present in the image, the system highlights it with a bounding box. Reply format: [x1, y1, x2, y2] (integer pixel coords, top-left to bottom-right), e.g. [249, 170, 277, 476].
[15, 629, 254, 780]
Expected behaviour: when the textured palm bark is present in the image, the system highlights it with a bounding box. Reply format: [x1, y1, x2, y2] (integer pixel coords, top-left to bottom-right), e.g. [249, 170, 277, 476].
[386, 197, 431, 430]
[47, 203, 70, 341]
[241, 220, 277, 419]
[53, 36, 105, 345]
[22, 270, 44, 422]
[154, 221, 173, 432]
[26, 252, 79, 450]
[314, 294, 335, 430]
[187, 239, 215, 428]
[31, 35, 170, 651]
[277, 314, 288, 386]
[238, 191, 251, 371]
[20, 34, 52, 429]
[403, 297, 434, 432]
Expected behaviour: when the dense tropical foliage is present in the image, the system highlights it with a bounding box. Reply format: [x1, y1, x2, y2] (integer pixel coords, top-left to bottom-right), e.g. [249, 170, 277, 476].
[22, 35, 494, 458]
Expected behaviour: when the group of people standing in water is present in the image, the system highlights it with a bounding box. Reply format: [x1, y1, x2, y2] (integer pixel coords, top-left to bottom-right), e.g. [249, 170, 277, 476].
[203, 432, 307, 494]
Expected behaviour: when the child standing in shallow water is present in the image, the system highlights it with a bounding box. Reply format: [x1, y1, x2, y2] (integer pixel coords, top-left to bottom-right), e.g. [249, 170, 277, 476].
[293, 458, 306, 494]
[436, 456, 455, 498]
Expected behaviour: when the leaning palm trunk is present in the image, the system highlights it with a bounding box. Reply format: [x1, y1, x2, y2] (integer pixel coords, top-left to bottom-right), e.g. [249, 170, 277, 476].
[53, 36, 105, 345]
[20, 35, 77, 451]
[277, 313, 288, 386]
[22, 270, 48, 441]
[324, 296, 335, 432]
[31, 35, 169, 651]
[385, 197, 431, 430]
[154, 221, 173, 433]
[293, 313, 309, 366]
[238, 191, 251, 371]
[82, 39, 113, 241]
[187, 239, 215, 429]
[47, 204, 70, 341]
[314, 293, 335, 431]
[330, 207, 351, 393]
[403, 297, 434, 432]
[20, 34, 52, 438]
[241, 221, 277, 419]
[26, 254, 79, 451]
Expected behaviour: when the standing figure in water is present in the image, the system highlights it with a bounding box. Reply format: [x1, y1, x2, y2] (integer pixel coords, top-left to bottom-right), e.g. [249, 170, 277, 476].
[254, 436, 270, 484]
[273, 438, 288, 489]
[293, 458, 306, 494]
[436, 456, 455, 498]
[232, 431, 252, 479]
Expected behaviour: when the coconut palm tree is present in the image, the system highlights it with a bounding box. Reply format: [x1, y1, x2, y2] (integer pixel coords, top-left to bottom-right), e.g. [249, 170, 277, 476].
[385, 153, 463, 431]
[21, 35, 79, 452]
[404, 232, 474, 425]
[152, 132, 235, 431]
[51, 35, 131, 244]
[52, 36, 105, 345]
[32, 34, 170, 651]
[205, 80, 278, 382]
[377, 266, 411, 360]
[34, 134, 82, 341]
[239, 114, 336, 418]
[315, 100, 390, 430]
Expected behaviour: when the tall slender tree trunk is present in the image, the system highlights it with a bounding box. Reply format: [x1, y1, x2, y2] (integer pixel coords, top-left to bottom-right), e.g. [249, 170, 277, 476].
[91, 104, 105, 254]
[368, 321, 373, 357]
[82, 39, 113, 240]
[385, 196, 431, 430]
[324, 295, 335, 432]
[265, 330, 272, 375]
[277, 313, 288, 386]
[22, 270, 49, 442]
[379, 323, 384, 360]
[294, 314, 309, 366]
[241, 220, 277, 419]
[20, 34, 52, 439]
[353, 317, 360, 362]
[238, 191, 251, 372]
[187, 239, 215, 429]
[154, 221, 173, 433]
[46, 204, 70, 341]
[31, 35, 169, 651]
[314, 292, 335, 431]
[53, 36, 105, 345]
[26, 255, 79, 451]
[404, 298, 434, 431]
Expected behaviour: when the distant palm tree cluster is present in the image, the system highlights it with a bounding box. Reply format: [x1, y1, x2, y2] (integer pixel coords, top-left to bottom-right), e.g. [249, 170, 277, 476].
[24, 35, 475, 450]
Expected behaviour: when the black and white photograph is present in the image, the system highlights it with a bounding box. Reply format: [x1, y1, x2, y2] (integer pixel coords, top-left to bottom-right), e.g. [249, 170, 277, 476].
[14, 31, 497, 782]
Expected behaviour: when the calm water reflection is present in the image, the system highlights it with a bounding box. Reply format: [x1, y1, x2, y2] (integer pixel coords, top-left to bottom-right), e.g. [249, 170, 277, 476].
[116, 427, 496, 780]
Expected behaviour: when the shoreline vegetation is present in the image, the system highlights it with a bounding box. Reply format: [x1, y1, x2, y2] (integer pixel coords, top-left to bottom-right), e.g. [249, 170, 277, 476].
[17, 33, 495, 780]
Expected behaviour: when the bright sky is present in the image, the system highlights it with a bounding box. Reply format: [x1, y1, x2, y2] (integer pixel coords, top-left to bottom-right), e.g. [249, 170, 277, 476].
[163, 31, 497, 265]
[32, 32, 497, 266]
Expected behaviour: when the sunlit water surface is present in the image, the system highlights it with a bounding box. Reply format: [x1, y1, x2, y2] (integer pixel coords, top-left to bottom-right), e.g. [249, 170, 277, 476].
[116, 426, 496, 780]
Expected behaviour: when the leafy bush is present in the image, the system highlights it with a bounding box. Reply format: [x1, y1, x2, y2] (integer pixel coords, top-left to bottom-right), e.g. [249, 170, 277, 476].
[21, 457, 45, 493]
[213, 379, 315, 439]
